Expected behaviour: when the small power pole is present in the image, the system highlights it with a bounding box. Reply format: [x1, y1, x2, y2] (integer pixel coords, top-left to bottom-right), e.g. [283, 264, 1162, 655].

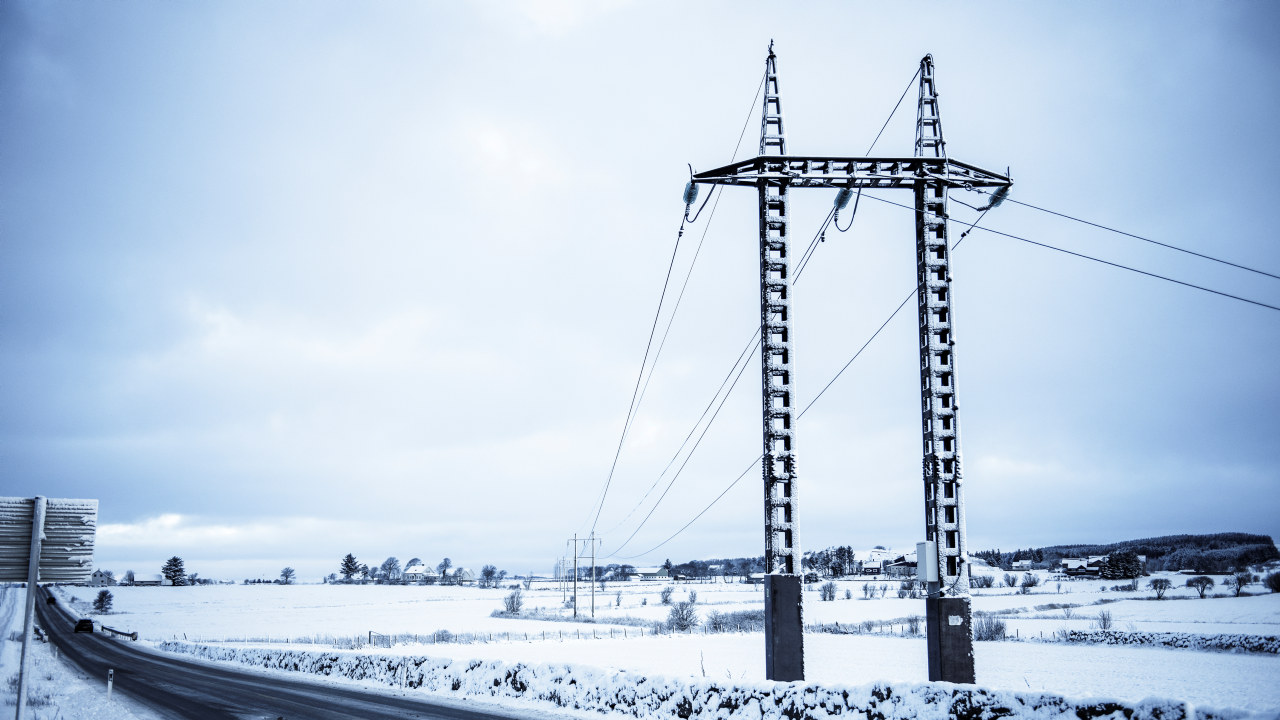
[566, 535, 600, 619]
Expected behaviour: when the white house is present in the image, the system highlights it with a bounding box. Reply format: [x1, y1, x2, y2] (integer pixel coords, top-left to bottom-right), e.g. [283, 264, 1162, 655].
[403, 565, 437, 584]
[631, 567, 670, 581]
[132, 574, 173, 587]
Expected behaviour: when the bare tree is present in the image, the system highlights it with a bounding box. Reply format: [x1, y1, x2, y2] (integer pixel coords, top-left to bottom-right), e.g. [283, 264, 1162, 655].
[279, 567, 296, 585]
[1185, 576, 1214, 598]
[1148, 578, 1171, 599]
[379, 557, 402, 584]
[1224, 572, 1253, 597]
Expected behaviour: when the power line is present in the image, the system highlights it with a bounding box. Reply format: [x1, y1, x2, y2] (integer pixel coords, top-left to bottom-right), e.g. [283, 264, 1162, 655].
[866, 193, 1280, 313]
[965, 188, 1280, 282]
[603, 202, 851, 558]
[584, 71, 768, 537]
[607, 336, 757, 558]
[584, 211, 686, 537]
[602, 328, 760, 540]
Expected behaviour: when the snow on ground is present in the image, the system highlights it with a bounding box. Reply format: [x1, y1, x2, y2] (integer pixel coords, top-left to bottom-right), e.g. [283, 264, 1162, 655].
[24, 574, 1280, 716]
[0, 585, 166, 720]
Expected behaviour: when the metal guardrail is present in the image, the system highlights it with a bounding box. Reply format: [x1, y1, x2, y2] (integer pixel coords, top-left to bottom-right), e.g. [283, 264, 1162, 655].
[101, 624, 139, 641]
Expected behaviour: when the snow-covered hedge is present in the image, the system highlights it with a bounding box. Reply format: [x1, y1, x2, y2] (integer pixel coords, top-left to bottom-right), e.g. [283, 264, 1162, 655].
[1061, 630, 1280, 654]
[156, 641, 1267, 719]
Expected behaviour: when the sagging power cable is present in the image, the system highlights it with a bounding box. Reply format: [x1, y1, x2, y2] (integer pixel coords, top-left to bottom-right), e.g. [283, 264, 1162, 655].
[965, 187, 1280, 281]
[585, 69, 767, 536]
[868, 193, 1280, 313]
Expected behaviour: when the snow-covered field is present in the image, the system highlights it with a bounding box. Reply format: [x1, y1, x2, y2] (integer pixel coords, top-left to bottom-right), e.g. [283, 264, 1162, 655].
[7, 572, 1280, 717]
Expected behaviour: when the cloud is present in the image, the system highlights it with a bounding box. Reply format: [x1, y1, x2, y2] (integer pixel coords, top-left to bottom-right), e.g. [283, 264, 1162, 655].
[480, 0, 633, 37]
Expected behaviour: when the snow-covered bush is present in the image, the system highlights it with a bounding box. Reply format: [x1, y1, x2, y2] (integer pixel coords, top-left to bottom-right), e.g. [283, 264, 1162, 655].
[973, 615, 1006, 641]
[1095, 610, 1114, 631]
[503, 588, 522, 615]
[971, 575, 995, 589]
[659, 586, 673, 605]
[1263, 571, 1280, 593]
[1020, 573, 1040, 594]
[666, 601, 698, 632]
[820, 582, 837, 601]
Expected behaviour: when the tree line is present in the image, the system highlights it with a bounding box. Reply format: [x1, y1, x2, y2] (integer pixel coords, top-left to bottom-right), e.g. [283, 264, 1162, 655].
[328, 554, 511, 588]
[974, 533, 1279, 573]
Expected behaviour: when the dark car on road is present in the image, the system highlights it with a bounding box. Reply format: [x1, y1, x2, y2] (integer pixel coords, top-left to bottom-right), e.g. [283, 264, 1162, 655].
[74, 619, 94, 633]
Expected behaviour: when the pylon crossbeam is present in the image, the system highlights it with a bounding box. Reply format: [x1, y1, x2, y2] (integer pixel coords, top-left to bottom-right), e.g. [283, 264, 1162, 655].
[691, 156, 1010, 190]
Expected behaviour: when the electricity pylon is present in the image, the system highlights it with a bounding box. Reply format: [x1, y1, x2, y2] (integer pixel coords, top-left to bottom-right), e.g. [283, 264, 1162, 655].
[689, 48, 1011, 684]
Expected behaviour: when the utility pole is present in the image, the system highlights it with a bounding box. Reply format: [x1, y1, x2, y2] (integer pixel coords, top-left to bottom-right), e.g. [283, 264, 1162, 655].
[571, 536, 579, 618]
[687, 48, 1008, 685]
[590, 533, 597, 618]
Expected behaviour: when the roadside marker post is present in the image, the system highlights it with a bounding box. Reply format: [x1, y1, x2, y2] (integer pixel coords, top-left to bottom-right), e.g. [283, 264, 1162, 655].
[107, 669, 114, 699]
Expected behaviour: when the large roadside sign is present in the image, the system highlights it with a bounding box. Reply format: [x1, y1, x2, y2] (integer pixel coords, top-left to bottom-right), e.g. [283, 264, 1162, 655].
[3, 496, 98, 719]
[0, 497, 98, 582]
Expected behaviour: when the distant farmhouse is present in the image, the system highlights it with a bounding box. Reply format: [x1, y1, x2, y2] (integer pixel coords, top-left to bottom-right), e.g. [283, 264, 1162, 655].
[132, 574, 173, 587]
[859, 548, 892, 576]
[88, 569, 116, 587]
[630, 567, 670, 581]
[402, 564, 438, 584]
[1060, 554, 1146, 577]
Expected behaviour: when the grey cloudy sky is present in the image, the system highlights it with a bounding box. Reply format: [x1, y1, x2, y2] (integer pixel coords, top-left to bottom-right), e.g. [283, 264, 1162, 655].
[3, 1, 1278, 581]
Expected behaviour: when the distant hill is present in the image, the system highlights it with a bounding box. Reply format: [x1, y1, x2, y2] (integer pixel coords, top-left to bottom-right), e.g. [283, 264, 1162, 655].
[974, 533, 1279, 574]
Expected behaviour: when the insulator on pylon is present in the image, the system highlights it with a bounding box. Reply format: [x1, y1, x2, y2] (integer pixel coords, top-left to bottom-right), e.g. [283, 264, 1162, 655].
[982, 186, 1009, 210]
[834, 188, 854, 210]
[683, 182, 699, 206]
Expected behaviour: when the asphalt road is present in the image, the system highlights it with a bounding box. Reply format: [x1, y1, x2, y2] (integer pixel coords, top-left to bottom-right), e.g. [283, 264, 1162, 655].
[35, 589, 541, 720]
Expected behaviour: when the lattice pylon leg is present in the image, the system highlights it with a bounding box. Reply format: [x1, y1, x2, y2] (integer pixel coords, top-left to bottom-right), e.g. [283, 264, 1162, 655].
[757, 44, 803, 683]
[914, 53, 975, 685]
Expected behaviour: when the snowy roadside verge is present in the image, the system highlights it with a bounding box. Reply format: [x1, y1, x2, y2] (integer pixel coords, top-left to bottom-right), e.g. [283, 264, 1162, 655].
[0, 585, 165, 720]
[1061, 630, 1280, 654]
[156, 641, 1274, 720]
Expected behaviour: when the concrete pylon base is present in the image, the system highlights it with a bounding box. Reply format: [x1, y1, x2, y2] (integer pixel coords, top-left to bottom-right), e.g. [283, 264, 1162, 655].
[764, 574, 804, 681]
[925, 595, 975, 684]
